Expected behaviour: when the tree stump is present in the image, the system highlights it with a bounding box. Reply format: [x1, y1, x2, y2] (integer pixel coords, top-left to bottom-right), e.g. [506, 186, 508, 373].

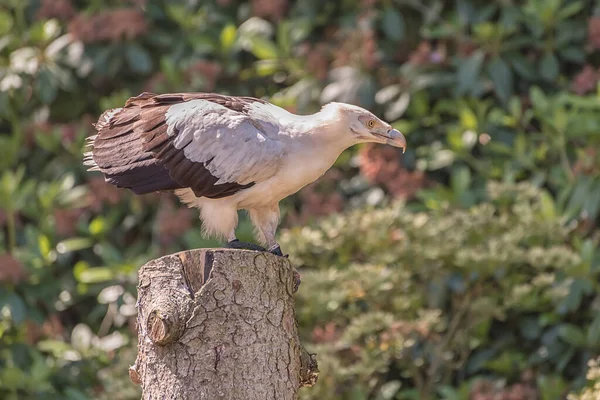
[129, 248, 318, 400]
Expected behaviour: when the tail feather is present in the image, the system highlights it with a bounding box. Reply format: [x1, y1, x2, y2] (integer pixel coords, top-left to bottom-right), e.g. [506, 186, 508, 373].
[85, 97, 183, 194]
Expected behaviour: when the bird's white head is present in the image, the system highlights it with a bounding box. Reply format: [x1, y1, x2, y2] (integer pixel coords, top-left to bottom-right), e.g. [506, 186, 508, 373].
[321, 102, 407, 152]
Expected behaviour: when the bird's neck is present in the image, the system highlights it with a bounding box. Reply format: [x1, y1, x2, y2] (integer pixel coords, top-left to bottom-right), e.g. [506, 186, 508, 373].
[291, 109, 357, 152]
[250, 102, 357, 151]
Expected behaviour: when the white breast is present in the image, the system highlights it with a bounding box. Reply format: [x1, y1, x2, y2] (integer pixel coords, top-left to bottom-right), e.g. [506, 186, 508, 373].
[234, 146, 342, 209]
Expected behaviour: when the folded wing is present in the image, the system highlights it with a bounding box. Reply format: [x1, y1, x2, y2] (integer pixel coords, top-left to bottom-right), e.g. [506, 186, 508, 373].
[85, 92, 285, 198]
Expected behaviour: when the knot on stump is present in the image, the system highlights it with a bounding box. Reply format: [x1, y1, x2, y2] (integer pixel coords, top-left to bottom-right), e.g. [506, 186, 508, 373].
[129, 364, 141, 385]
[299, 348, 319, 387]
[147, 309, 182, 345]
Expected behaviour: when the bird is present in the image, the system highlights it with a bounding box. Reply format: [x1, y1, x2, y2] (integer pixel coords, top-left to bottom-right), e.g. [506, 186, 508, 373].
[84, 92, 406, 256]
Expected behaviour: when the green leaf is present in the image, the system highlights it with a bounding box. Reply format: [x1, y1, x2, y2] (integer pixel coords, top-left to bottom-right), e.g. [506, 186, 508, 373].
[456, 50, 485, 95]
[459, 107, 478, 130]
[126, 43, 153, 74]
[583, 180, 600, 221]
[0, 11, 14, 35]
[255, 59, 280, 76]
[487, 57, 513, 103]
[451, 166, 471, 196]
[0, 366, 26, 390]
[474, 5, 497, 24]
[382, 8, 405, 41]
[0, 292, 27, 324]
[37, 339, 73, 357]
[89, 217, 106, 236]
[587, 312, 600, 347]
[276, 21, 291, 55]
[75, 266, 114, 284]
[160, 56, 180, 84]
[520, 317, 542, 340]
[559, 47, 586, 63]
[248, 36, 279, 60]
[530, 86, 549, 111]
[56, 238, 93, 254]
[559, 278, 593, 314]
[456, 0, 475, 24]
[508, 53, 537, 80]
[557, 1, 583, 20]
[565, 176, 592, 218]
[499, 6, 520, 30]
[537, 375, 568, 400]
[558, 323, 586, 346]
[485, 351, 526, 374]
[539, 191, 556, 218]
[0, 135, 20, 171]
[220, 24, 237, 52]
[467, 348, 497, 374]
[38, 234, 52, 258]
[540, 52, 559, 81]
[35, 67, 58, 105]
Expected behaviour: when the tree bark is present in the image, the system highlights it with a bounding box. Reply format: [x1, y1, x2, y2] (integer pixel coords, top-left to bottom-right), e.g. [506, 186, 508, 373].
[129, 248, 318, 400]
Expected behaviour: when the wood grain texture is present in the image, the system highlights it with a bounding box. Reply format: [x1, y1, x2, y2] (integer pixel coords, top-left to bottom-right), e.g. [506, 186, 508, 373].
[131, 248, 318, 400]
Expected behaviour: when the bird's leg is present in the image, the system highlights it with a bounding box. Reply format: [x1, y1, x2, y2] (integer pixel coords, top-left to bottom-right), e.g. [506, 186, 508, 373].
[197, 202, 264, 251]
[249, 206, 286, 257]
[249, 206, 300, 291]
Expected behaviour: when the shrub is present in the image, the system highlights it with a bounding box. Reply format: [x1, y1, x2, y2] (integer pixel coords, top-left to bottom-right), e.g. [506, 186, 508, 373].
[283, 183, 599, 399]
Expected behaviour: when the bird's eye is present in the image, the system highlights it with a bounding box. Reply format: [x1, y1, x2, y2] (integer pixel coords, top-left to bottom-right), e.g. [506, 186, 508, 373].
[367, 119, 376, 128]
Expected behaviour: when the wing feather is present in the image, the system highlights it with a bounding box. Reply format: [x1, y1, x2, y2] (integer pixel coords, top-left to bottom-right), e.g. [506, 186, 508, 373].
[87, 92, 284, 198]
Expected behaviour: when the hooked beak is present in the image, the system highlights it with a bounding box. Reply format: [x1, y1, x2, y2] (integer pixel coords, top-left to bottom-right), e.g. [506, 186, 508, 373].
[373, 129, 407, 153]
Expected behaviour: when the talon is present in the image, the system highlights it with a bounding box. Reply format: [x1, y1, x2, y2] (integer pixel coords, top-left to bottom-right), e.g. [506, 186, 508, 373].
[269, 245, 284, 257]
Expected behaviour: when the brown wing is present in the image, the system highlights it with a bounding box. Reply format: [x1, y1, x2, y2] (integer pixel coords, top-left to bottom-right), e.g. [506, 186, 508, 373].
[85, 92, 266, 198]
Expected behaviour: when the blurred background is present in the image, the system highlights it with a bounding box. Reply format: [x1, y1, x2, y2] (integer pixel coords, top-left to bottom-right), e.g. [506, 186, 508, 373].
[1, 0, 600, 399]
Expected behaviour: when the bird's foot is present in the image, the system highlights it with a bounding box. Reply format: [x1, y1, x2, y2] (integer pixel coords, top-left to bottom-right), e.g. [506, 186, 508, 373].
[226, 239, 266, 252]
[267, 244, 289, 258]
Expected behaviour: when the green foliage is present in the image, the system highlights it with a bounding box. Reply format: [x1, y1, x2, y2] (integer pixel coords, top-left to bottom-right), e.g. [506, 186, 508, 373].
[284, 182, 599, 399]
[0, 0, 599, 399]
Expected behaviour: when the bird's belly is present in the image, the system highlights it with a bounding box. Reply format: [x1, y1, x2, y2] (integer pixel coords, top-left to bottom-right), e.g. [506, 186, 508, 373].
[235, 155, 335, 209]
